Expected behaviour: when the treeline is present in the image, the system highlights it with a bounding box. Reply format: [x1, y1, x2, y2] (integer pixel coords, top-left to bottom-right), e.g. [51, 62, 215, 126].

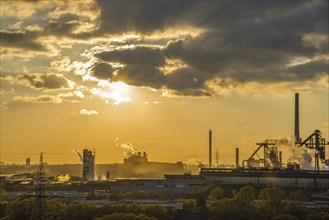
[0, 201, 168, 220]
[181, 185, 329, 220]
[0, 185, 328, 220]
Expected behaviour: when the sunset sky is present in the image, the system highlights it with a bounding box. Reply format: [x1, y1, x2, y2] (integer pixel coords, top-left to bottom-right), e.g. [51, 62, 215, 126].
[0, 0, 328, 165]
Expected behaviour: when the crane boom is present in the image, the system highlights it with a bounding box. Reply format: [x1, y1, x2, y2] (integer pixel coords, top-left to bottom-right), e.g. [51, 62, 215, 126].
[74, 149, 83, 163]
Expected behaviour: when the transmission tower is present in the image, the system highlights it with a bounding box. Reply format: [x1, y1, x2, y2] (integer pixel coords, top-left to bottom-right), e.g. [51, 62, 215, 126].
[31, 153, 46, 220]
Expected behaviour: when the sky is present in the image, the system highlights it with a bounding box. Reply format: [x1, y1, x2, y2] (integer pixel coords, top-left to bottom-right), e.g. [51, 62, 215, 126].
[0, 0, 328, 166]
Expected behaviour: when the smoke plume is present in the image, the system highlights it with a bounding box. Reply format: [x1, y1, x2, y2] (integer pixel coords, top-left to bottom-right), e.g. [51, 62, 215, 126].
[278, 136, 314, 169]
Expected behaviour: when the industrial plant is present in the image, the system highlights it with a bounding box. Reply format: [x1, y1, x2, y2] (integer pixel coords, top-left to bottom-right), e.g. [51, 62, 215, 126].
[1, 93, 328, 215]
[0, 94, 329, 219]
[197, 93, 329, 190]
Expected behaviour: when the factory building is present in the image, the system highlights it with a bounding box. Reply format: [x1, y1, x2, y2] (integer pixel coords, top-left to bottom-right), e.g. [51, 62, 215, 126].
[122, 151, 185, 178]
[82, 149, 95, 182]
[200, 168, 329, 189]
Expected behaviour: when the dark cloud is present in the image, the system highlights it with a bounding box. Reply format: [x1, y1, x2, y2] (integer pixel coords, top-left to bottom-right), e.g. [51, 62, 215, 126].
[165, 67, 211, 97]
[19, 73, 69, 90]
[43, 21, 79, 37]
[165, 67, 205, 90]
[96, 1, 326, 35]
[3, 0, 327, 97]
[94, 47, 210, 94]
[165, 29, 325, 84]
[94, 28, 327, 96]
[96, 1, 189, 34]
[91, 62, 115, 80]
[0, 20, 93, 52]
[95, 47, 166, 66]
[94, 47, 167, 88]
[116, 65, 165, 89]
[42, 21, 94, 39]
[0, 30, 46, 51]
[285, 60, 328, 80]
[1, 73, 69, 90]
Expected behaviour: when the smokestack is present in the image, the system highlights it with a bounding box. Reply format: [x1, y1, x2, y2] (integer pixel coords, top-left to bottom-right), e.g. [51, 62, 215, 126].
[295, 93, 300, 145]
[236, 147, 239, 168]
[279, 151, 282, 167]
[209, 129, 212, 168]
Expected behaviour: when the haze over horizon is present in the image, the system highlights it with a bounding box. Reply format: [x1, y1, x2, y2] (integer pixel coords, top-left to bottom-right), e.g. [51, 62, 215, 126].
[0, 0, 328, 165]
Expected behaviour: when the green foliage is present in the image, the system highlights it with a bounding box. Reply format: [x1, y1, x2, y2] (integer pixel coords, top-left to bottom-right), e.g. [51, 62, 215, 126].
[143, 205, 167, 220]
[3, 198, 68, 220]
[258, 187, 287, 217]
[44, 200, 68, 220]
[222, 186, 234, 198]
[195, 184, 215, 198]
[97, 204, 142, 217]
[67, 203, 97, 220]
[94, 213, 156, 220]
[0, 186, 7, 201]
[94, 203, 168, 220]
[209, 198, 263, 220]
[182, 199, 197, 212]
[3, 200, 168, 220]
[288, 190, 309, 201]
[208, 187, 224, 201]
[0, 201, 8, 218]
[3, 198, 34, 220]
[271, 213, 299, 220]
[307, 211, 329, 220]
[235, 185, 255, 206]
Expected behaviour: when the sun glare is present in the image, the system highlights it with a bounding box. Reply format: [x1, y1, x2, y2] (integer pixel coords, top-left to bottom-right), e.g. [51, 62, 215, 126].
[91, 81, 132, 105]
[109, 81, 130, 93]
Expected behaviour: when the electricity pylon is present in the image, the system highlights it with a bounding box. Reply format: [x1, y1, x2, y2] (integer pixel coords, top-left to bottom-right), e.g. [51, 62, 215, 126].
[31, 153, 46, 220]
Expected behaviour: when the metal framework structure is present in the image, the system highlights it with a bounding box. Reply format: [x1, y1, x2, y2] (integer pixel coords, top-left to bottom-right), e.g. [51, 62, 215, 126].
[31, 153, 46, 220]
[242, 139, 281, 168]
[298, 130, 329, 171]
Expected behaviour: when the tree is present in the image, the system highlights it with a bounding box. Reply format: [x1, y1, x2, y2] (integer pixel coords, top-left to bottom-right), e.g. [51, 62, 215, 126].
[235, 185, 255, 206]
[0, 201, 8, 218]
[288, 190, 309, 201]
[144, 205, 168, 220]
[96, 204, 167, 220]
[0, 183, 7, 201]
[271, 213, 299, 220]
[94, 213, 156, 220]
[67, 203, 97, 220]
[182, 199, 197, 213]
[196, 184, 215, 198]
[44, 200, 68, 220]
[208, 187, 224, 201]
[209, 198, 263, 220]
[307, 211, 329, 220]
[3, 198, 34, 220]
[258, 187, 287, 218]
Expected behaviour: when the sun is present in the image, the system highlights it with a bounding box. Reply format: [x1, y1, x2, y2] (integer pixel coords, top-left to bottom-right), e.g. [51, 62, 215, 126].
[109, 81, 130, 93]
[91, 81, 132, 105]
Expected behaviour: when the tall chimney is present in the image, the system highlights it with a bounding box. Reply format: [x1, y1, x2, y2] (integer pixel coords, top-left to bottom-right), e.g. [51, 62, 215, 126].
[209, 129, 212, 168]
[279, 151, 282, 167]
[236, 147, 239, 168]
[294, 93, 300, 144]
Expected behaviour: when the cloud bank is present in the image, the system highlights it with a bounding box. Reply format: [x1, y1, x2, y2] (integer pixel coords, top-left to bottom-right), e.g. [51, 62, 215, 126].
[0, 0, 327, 101]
